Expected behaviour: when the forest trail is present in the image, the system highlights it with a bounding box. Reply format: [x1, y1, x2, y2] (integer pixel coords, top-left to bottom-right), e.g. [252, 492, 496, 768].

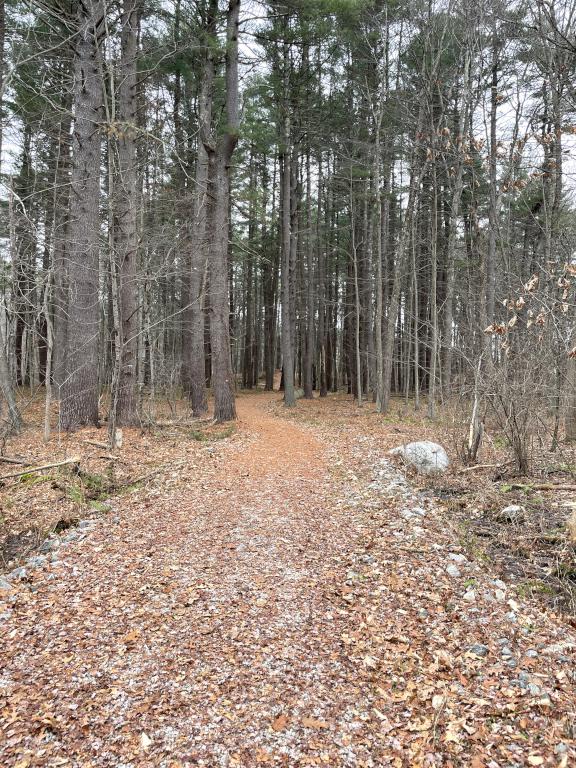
[1, 392, 576, 767]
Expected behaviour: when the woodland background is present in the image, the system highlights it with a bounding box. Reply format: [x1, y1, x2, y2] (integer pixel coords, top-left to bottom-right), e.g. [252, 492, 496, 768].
[0, 0, 575, 475]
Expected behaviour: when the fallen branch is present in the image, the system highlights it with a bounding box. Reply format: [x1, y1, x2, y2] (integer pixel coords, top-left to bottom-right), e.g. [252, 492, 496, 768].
[0, 456, 29, 465]
[458, 460, 514, 474]
[84, 439, 110, 450]
[116, 467, 163, 489]
[0, 456, 81, 481]
[509, 482, 576, 492]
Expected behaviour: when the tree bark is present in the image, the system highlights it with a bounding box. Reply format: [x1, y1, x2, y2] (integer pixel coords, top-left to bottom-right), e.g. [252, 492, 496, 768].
[205, 0, 240, 422]
[60, 1, 105, 430]
[114, 0, 140, 427]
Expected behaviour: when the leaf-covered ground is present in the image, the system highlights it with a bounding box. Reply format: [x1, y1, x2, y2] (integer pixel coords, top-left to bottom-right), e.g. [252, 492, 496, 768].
[1, 392, 575, 767]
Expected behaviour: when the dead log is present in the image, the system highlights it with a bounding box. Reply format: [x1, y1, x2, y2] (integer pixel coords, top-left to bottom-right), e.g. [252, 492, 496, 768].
[0, 456, 29, 465]
[0, 456, 81, 481]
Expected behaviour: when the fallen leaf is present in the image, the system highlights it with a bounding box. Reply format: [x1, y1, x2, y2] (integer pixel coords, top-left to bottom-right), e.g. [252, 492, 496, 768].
[431, 694, 444, 710]
[122, 629, 141, 644]
[271, 713, 289, 731]
[302, 716, 329, 729]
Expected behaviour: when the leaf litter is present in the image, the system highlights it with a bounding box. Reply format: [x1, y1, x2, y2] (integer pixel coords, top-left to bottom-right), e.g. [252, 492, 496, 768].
[0, 391, 575, 767]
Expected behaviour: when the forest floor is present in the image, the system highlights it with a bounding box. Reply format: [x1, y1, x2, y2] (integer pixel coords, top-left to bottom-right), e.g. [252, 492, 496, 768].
[1, 391, 576, 767]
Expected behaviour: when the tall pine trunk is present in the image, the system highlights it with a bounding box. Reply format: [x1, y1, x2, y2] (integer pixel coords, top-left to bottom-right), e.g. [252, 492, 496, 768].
[206, 0, 240, 422]
[60, 1, 105, 430]
[113, 0, 140, 427]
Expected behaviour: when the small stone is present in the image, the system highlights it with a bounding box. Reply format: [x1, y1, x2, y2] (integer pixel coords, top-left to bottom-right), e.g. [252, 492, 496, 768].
[518, 672, 529, 687]
[501, 646, 513, 657]
[525, 649, 538, 658]
[528, 683, 541, 695]
[506, 611, 517, 622]
[492, 579, 506, 590]
[463, 590, 476, 602]
[446, 564, 461, 578]
[418, 608, 429, 619]
[506, 658, 518, 669]
[78, 520, 96, 529]
[0, 578, 14, 593]
[555, 743, 568, 755]
[28, 555, 47, 569]
[495, 589, 506, 601]
[496, 504, 526, 523]
[9, 567, 27, 581]
[448, 553, 467, 564]
[469, 643, 489, 658]
[39, 538, 60, 554]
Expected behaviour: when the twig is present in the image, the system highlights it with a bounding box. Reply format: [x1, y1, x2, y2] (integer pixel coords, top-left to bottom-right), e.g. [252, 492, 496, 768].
[458, 460, 514, 473]
[509, 482, 576, 492]
[84, 439, 110, 450]
[0, 456, 81, 481]
[117, 467, 162, 488]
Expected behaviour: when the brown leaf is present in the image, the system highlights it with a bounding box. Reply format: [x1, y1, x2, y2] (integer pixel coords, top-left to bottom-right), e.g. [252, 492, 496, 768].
[122, 629, 141, 645]
[302, 716, 329, 729]
[271, 713, 289, 731]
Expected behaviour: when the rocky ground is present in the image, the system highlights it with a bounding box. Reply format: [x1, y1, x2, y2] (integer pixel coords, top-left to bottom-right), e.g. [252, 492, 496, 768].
[1, 392, 575, 767]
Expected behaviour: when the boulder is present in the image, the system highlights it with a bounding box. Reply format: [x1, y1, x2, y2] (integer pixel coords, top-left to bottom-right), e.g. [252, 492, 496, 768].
[390, 441, 449, 475]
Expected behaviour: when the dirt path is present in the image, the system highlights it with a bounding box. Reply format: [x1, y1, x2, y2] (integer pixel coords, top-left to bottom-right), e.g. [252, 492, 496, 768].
[1, 393, 575, 767]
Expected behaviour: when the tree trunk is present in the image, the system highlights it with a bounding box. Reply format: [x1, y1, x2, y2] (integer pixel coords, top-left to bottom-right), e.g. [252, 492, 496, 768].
[114, 0, 140, 427]
[60, 1, 105, 430]
[280, 139, 295, 407]
[183, 0, 217, 416]
[206, 0, 239, 422]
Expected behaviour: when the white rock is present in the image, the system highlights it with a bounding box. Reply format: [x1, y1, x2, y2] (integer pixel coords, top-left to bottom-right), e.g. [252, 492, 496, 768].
[448, 553, 467, 564]
[446, 564, 461, 578]
[391, 441, 449, 475]
[497, 504, 526, 523]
